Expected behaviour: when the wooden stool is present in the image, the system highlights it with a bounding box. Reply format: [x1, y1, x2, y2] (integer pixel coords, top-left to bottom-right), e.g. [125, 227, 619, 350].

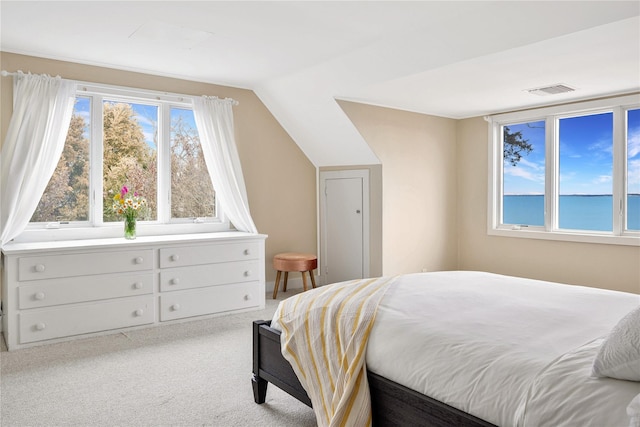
[273, 253, 317, 299]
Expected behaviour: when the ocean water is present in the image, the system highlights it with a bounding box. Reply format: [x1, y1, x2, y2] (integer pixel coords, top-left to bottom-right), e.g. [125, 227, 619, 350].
[503, 194, 640, 232]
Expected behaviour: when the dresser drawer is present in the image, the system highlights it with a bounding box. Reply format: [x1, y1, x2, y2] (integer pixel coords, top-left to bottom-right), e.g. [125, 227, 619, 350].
[19, 295, 154, 344]
[160, 260, 259, 292]
[18, 273, 154, 309]
[18, 249, 153, 281]
[159, 242, 258, 268]
[160, 282, 260, 321]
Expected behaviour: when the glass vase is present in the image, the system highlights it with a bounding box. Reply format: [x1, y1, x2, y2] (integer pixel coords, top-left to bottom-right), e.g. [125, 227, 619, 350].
[124, 216, 137, 240]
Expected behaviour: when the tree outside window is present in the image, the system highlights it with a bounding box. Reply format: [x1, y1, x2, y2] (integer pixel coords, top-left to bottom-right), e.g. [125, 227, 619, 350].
[31, 98, 90, 223]
[31, 95, 216, 226]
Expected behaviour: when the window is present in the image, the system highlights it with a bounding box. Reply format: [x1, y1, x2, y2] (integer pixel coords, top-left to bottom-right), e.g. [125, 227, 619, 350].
[170, 107, 215, 219]
[558, 112, 613, 232]
[102, 100, 158, 222]
[502, 120, 545, 227]
[627, 108, 640, 231]
[32, 96, 91, 223]
[29, 83, 227, 239]
[489, 94, 640, 245]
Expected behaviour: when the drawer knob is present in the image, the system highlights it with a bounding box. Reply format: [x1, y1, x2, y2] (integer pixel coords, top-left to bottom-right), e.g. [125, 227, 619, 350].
[170, 278, 180, 285]
[34, 292, 46, 301]
[171, 304, 181, 311]
[244, 270, 252, 277]
[170, 254, 180, 262]
[244, 294, 251, 301]
[134, 257, 144, 264]
[244, 249, 251, 255]
[34, 264, 46, 273]
[35, 322, 46, 331]
[133, 282, 143, 290]
[134, 309, 144, 317]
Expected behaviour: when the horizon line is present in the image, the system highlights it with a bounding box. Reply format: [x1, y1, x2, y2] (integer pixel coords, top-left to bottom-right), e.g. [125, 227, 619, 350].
[505, 193, 640, 196]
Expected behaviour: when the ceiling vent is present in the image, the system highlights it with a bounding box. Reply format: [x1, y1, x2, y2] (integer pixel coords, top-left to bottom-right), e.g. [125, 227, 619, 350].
[526, 84, 576, 96]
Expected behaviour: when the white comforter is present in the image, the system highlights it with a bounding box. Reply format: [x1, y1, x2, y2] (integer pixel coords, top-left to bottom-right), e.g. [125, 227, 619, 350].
[365, 271, 640, 427]
[272, 271, 640, 426]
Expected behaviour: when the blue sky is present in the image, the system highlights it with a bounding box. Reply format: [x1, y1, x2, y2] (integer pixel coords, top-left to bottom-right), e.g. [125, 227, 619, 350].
[130, 103, 199, 149]
[502, 120, 545, 195]
[116, 103, 200, 149]
[73, 98, 198, 150]
[74, 96, 90, 127]
[559, 112, 613, 195]
[73, 97, 640, 195]
[73, 98, 159, 148]
[503, 109, 640, 195]
[131, 103, 158, 148]
[628, 109, 640, 194]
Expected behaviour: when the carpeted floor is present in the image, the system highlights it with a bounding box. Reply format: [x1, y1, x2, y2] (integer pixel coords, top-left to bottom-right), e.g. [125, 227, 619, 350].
[0, 293, 316, 427]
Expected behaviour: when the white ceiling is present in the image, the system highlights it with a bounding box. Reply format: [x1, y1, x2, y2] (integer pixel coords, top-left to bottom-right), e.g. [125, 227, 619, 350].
[2, 1, 639, 166]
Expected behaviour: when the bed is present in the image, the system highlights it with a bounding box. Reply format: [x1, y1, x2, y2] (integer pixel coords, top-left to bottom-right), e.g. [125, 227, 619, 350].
[252, 271, 640, 426]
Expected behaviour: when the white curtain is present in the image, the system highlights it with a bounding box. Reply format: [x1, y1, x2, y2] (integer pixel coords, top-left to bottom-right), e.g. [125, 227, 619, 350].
[192, 96, 258, 234]
[0, 72, 76, 246]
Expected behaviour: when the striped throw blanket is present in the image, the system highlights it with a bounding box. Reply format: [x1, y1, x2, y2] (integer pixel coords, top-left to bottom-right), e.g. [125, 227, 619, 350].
[275, 276, 397, 427]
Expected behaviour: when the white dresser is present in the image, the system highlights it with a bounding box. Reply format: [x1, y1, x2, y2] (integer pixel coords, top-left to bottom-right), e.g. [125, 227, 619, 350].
[1, 232, 267, 350]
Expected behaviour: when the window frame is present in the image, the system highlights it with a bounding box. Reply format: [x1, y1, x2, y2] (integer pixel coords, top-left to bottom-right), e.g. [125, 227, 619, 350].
[20, 82, 230, 243]
[487, 94, 640, 246]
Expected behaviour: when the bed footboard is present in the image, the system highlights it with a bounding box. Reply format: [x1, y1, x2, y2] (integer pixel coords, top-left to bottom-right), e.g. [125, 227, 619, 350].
[252, 320, 312, 407]
[252, 320, 495, 427]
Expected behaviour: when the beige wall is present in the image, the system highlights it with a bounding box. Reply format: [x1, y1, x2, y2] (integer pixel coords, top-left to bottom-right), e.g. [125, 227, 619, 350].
[337, 102, 638, 294]
[457, 116, 640, 294]
[0, 52, 317, 284]
[339, 101, 459, 275]
[2, 53, 637, 295]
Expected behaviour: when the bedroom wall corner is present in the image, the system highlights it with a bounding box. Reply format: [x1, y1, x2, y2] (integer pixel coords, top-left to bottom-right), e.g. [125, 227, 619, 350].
[0, 52, 317, 286]
[456, 116, 640, 294]
[338, 100, 458, 276]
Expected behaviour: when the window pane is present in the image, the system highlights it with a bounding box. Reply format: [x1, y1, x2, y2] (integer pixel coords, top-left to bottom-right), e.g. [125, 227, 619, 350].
[103, 101, 157, 222]
[558, 112, 613, 232]
[502, 121, 545, 226]
[170, 107, 215, 218]
[31, 97, 90, 222]
[628, 108, 640, 231]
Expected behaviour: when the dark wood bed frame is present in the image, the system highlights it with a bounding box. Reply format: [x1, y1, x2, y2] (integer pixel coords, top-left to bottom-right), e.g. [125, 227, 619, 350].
[252, 320, 496, 427]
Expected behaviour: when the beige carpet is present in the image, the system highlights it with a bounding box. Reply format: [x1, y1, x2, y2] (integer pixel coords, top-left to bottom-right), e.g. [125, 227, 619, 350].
[0, 293, 316, 427]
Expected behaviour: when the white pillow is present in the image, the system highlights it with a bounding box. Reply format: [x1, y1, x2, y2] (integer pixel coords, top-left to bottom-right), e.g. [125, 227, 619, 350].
[592, 306, 640, 381]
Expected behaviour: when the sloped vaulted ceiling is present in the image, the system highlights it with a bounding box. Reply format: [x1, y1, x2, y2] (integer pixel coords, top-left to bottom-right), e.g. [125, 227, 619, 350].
[1, 1, 639, 167]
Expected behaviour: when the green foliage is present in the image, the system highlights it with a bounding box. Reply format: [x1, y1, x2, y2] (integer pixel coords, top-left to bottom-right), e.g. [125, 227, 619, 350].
[32, 100, 216, 224]
[170, 114, 215, 218]
[102, 102, 156, 222]
[31, 114, 89, 222]
[503, 126, 533, 166]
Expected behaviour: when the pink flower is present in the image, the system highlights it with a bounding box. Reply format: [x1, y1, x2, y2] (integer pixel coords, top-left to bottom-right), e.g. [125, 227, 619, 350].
[120, 186, 128, 198]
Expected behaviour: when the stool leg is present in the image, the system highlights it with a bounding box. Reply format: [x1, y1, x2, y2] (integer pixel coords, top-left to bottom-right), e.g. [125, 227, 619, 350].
[309, 270, 317, 289]
[283, 272, 289, 292]
[273, 270, 282, 299]
[301, 271, 308, 292]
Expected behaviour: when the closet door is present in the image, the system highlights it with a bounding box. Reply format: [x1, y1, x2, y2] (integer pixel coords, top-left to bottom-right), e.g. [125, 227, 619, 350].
[320, 170, 369, 285]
